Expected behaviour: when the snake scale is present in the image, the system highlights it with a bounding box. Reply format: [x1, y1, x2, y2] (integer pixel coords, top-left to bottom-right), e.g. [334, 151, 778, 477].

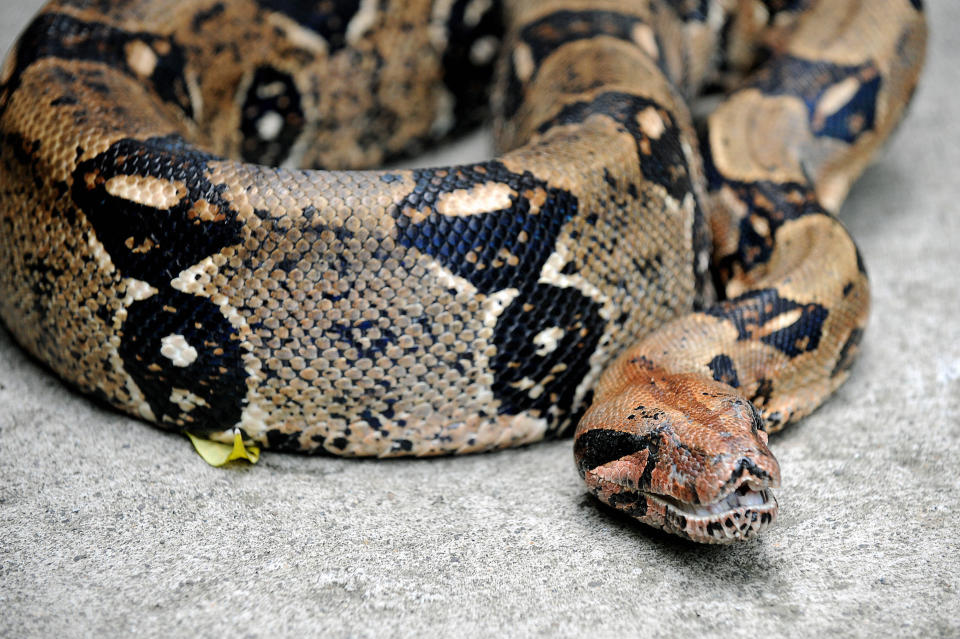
[0, 0, 926, 543]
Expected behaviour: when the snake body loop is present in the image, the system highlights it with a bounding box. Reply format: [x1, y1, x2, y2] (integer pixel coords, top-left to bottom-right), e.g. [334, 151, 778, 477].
[0, 0, 926, 542]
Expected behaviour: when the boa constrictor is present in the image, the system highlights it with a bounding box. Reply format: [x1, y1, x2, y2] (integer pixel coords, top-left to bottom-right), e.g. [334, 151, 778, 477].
[0, 0, 926, 543]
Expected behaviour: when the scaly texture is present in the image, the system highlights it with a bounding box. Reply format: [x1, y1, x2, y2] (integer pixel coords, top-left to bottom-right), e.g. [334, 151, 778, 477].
[0, 0, 926, 542]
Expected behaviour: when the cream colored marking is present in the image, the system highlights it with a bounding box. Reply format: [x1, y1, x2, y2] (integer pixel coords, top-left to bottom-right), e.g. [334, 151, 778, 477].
[268, 13, 328, 55]
[88, 234, 113, 271]
[756, 308, 804, 338]
[171, 257, 218, 296]
[125, 40, 158, 77]
[185, 67, 204, 123]
[435, 182, 516, 217]
[814, 77, 861, 126]
[750, 213, 771, 238]
[346, 0, 379, 45]
[256, 81, 288, 99]
[470, 36, 499, 66]
[187, 199, 224, 223]
[104, 175, 186, 210]
[636, 106, 665, 139]
[136, 399, 157, 422]
[752, 1, 770, 27]
[430, 89, 456, 137]
[631, 23, 659, 60]
[125, 236, 155, 253]
[170, 388, 210, 413]
[429, 0, 458, 49]
[539, 246, 608, 319]
[464, 0, 493, 27]
[256, 111, 284, 140]
[124, 278, 158, 303]
[238, 400, 271, 442]
[513, 43, 535, 83]
[511, 377, 536, 391]
[160, 334, 199, 367]
[533, 326, 565, 357]
[481, 288, 520, 328]
[428, 262, 478, 296]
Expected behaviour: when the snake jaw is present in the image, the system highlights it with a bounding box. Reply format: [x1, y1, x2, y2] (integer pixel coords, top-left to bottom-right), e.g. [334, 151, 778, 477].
[643, 478, 780, 544]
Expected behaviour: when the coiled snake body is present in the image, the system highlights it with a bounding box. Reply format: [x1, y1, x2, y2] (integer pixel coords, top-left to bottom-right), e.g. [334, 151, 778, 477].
[0, 0, 926, 542]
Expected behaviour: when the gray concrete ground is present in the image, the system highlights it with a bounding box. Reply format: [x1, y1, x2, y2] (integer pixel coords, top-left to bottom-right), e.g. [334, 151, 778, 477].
[1, 2, 958, 637]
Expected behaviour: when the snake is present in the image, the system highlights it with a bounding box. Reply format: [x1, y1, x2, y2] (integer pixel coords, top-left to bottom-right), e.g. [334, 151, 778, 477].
[0, 0, 927, 543]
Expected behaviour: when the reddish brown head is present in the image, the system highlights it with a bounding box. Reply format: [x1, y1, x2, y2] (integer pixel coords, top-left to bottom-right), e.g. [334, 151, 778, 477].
[574, 362, 780, 543]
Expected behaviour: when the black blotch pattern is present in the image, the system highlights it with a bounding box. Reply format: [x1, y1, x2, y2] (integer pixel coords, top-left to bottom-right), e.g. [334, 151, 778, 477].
[2, 12, 194, 120]
[540, 92, 695, 201]
[390, 161, 577, 294]
[501, 10, 664, 120]
[574, 427, 662, 478]
[707, 354, 740, 388]
[266, 429, 303, 451]
[491, 284, 604, 419]
[440, 0, 504, 133]
[751, 55, 883, 144]
[255, 0, 360, 54]
[72, 135, 245, 434]
[705, 288, 828, 358]
[239, 67, 304, 166]
[388, 162, 605, 427]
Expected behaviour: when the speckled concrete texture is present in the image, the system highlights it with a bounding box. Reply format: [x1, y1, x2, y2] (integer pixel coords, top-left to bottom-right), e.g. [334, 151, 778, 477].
[1, 2, 957, 637]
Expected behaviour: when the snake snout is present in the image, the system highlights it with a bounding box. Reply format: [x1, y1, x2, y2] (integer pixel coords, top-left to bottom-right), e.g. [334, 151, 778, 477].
[648, 451, 782, 544]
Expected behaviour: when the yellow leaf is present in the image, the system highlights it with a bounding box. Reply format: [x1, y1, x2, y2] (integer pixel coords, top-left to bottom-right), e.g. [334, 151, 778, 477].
[187, 430, 260, 466]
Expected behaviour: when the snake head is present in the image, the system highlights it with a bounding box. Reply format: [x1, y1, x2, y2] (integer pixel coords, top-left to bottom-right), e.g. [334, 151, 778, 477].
[574, 366, 781, 544]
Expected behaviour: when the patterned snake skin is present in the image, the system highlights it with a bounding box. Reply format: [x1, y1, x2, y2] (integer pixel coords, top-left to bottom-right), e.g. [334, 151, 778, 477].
[0, 0, 927, 542]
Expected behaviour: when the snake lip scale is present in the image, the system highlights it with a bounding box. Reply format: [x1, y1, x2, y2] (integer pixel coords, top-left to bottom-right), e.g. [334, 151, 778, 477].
[0, 0, 926, 543]
[648, 483, 779, 544]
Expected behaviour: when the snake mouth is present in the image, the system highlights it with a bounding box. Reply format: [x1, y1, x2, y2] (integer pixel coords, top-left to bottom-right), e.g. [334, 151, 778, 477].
[644, 481, 779, 544]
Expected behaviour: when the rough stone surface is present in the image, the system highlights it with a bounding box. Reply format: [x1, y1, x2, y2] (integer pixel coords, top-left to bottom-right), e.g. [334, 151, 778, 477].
[1, 2, 957, 637]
